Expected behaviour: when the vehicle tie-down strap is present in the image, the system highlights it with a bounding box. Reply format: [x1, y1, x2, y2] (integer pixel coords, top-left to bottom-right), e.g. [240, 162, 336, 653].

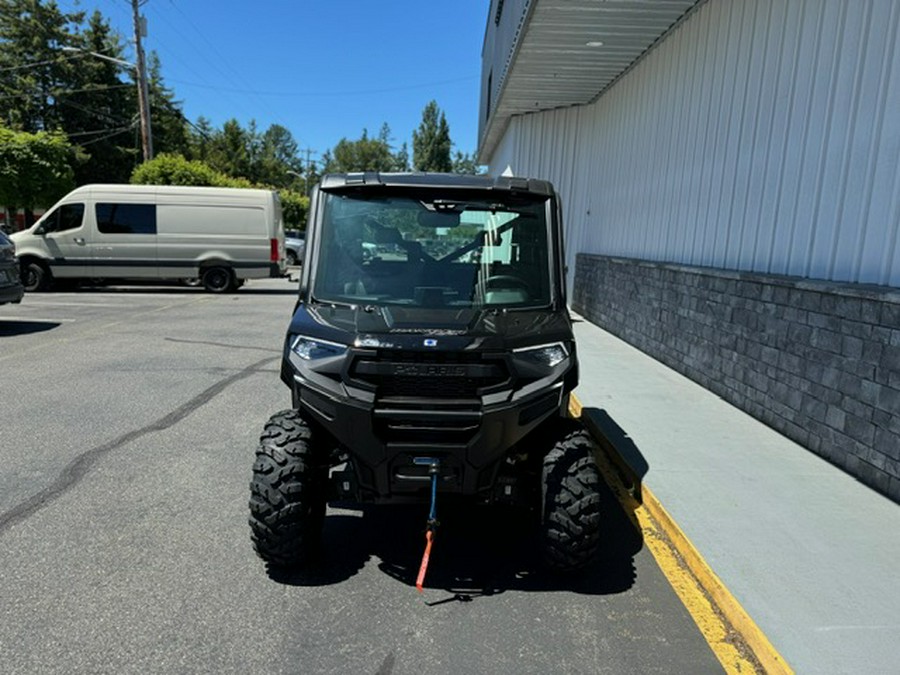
[415, 462, 440, 593]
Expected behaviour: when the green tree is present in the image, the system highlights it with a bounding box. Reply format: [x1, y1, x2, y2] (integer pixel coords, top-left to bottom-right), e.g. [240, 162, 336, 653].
[63, 10, 136, 184]
[412, 100, 451, 172]
[0, 0, 84, 132]
[130, 152, 226, 186]
[186, 115, 215, 162]
[0, 124, 75, 224]
[206, 118, 250, 178]
[145, 51, 189, 156]
[280, 189, 309, 229]
[131, 152, 308, 228]
[394, 142, 410, 172]
[324, 127, 396, 173]
[451, 151, 482, 175]
[317, 124, 411, 177]
[258, 124, 303, 186]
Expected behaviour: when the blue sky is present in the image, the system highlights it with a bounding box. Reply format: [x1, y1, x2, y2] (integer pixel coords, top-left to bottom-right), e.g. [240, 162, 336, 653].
[57, 0, 489, 167]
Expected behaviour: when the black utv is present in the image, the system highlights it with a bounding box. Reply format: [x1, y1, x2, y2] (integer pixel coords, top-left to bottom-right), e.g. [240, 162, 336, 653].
[249, 172, 602, 576]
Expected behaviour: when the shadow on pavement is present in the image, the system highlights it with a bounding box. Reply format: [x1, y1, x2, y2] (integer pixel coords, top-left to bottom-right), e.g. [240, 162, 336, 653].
[0, 319, 61, 336]
[268, 474, 643, 600]
[581, 407, 649, 504]
[65, 281, 298, 296]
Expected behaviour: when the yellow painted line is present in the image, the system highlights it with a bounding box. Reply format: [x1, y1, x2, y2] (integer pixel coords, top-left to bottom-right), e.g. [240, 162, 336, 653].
[569, 394, 792, 675]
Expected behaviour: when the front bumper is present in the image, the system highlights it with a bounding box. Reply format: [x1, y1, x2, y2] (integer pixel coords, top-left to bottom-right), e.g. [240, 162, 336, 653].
[287, 345, 576, 501]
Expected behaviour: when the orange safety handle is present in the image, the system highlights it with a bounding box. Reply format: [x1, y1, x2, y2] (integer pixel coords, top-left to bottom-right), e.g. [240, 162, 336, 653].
[415, 529, 434, 593]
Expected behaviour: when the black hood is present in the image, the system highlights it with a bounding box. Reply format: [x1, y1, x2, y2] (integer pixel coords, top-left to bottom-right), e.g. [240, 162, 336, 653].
[286, 301, 573, 351]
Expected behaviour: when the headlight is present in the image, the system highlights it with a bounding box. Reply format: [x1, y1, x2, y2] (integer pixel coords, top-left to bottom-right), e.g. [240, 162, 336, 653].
[290, 335, 347, 361]
[513, 342, 569, 368]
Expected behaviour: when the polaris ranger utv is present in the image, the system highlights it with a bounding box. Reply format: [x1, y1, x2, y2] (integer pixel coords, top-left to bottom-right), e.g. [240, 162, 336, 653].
[249, 172, 601, 578]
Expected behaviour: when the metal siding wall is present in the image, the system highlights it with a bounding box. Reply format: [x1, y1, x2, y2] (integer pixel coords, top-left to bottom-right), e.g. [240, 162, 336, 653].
[488, 0, 900, 287]
[480, 0, 533, 142]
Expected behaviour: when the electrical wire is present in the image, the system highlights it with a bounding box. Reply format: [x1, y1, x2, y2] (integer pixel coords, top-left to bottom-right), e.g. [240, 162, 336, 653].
[0, 52, 87, 72]
[67, 124, 136, 139]
[142, 1, 268, 125]
[78, 124, 138, 146]
[56, 98, 135, 127]
[0, 83, 133, 101]
[164, 75, 480, 99]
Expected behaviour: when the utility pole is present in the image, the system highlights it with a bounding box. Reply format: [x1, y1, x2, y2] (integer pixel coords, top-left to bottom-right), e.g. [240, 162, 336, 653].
[131, 0, 153, 161]
[301, 147, 317, 192]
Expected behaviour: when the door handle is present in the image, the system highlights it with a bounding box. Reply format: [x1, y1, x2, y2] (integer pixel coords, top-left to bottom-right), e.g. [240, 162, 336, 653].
[73, 237, 85, 245]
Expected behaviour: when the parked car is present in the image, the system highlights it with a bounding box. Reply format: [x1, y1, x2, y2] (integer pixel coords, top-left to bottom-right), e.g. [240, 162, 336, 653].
[284, 229, 305, 266]
[0, 230, 25, 305]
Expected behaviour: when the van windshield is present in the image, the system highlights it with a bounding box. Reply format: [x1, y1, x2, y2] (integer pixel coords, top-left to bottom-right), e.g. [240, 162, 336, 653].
[312, 191, 552, 309]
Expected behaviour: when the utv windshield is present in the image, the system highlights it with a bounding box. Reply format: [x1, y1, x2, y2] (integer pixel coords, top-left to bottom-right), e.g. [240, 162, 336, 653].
[313, 191, 553, 309]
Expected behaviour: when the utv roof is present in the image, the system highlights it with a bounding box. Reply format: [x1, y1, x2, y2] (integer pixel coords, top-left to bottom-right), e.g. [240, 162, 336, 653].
[318, 172, 555, 197]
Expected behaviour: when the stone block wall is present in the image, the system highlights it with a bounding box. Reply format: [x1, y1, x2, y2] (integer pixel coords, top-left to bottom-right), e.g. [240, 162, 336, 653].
[572, 254, 900, 502]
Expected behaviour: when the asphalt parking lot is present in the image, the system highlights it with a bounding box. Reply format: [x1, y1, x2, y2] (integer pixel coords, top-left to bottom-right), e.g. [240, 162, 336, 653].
[0, 278, 724, 674]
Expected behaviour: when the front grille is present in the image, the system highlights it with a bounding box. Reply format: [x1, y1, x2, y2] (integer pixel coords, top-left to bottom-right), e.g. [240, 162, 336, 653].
[376, 414, 480, 445]
[352, 349, 509, 399]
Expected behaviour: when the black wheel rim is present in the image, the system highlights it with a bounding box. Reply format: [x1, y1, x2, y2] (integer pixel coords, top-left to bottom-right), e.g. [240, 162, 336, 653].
[23, 264, 41, 291]
[204, 268, 231, 292]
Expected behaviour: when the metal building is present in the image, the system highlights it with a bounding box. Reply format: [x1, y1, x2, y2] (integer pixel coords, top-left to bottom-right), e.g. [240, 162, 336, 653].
[477, 0, 900, 501]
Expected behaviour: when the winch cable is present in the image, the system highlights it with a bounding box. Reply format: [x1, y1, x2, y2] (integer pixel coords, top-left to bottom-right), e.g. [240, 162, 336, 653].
[415, 461, 440, 593]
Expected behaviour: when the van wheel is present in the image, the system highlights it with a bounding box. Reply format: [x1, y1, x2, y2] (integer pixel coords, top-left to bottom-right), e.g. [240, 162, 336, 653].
[21, 260, 51, 292]
[201, 266, 235, 293]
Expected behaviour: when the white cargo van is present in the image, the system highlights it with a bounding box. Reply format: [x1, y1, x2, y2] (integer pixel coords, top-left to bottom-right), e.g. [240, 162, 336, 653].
[11, 184, 286, 292]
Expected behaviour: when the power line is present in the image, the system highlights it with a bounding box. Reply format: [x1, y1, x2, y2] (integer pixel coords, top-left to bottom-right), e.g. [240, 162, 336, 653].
[0, 83, 133, 101]
[56, 98, 134, 127]
[68, 124, 136, 139]
[165, 75, 479, 98]
[79, 125, 138, 146]
[0, 53, 87, 72]
[142, 0, 269, 125]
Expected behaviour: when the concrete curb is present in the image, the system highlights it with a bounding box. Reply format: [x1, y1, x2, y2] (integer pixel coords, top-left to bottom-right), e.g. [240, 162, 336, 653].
[569, 394, 793, 675]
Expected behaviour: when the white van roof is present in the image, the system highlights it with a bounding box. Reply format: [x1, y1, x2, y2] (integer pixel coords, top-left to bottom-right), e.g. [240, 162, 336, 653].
[66, 184, 276, 200]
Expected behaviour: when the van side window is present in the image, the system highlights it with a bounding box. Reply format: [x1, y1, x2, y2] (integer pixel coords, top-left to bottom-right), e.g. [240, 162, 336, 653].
[96, 203, 157, 235]
[42, 203, 85, 233]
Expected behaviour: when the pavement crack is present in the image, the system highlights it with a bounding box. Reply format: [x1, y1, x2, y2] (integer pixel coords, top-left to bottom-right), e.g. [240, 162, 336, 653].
[164, 337, 281, 353]
[0, 355, 278, 536]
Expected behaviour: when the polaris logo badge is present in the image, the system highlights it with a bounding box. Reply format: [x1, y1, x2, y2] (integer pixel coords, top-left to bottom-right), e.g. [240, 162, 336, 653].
[394, 364, 467, 377]
[423, 338, 438, 347]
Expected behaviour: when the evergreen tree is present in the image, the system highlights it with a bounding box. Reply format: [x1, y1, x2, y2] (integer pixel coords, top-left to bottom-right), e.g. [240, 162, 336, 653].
[207, 118, 250, 178]
[393, 142, 410, 172]
[412, 100, 451, 172]
[451, 151, 482, 175]
[145, 51, 188, 157]
[0, 0, 85, 132]
[186, 116, 215, 163]
[256, 124, 302, 187]
[64, 10, 136, 183]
